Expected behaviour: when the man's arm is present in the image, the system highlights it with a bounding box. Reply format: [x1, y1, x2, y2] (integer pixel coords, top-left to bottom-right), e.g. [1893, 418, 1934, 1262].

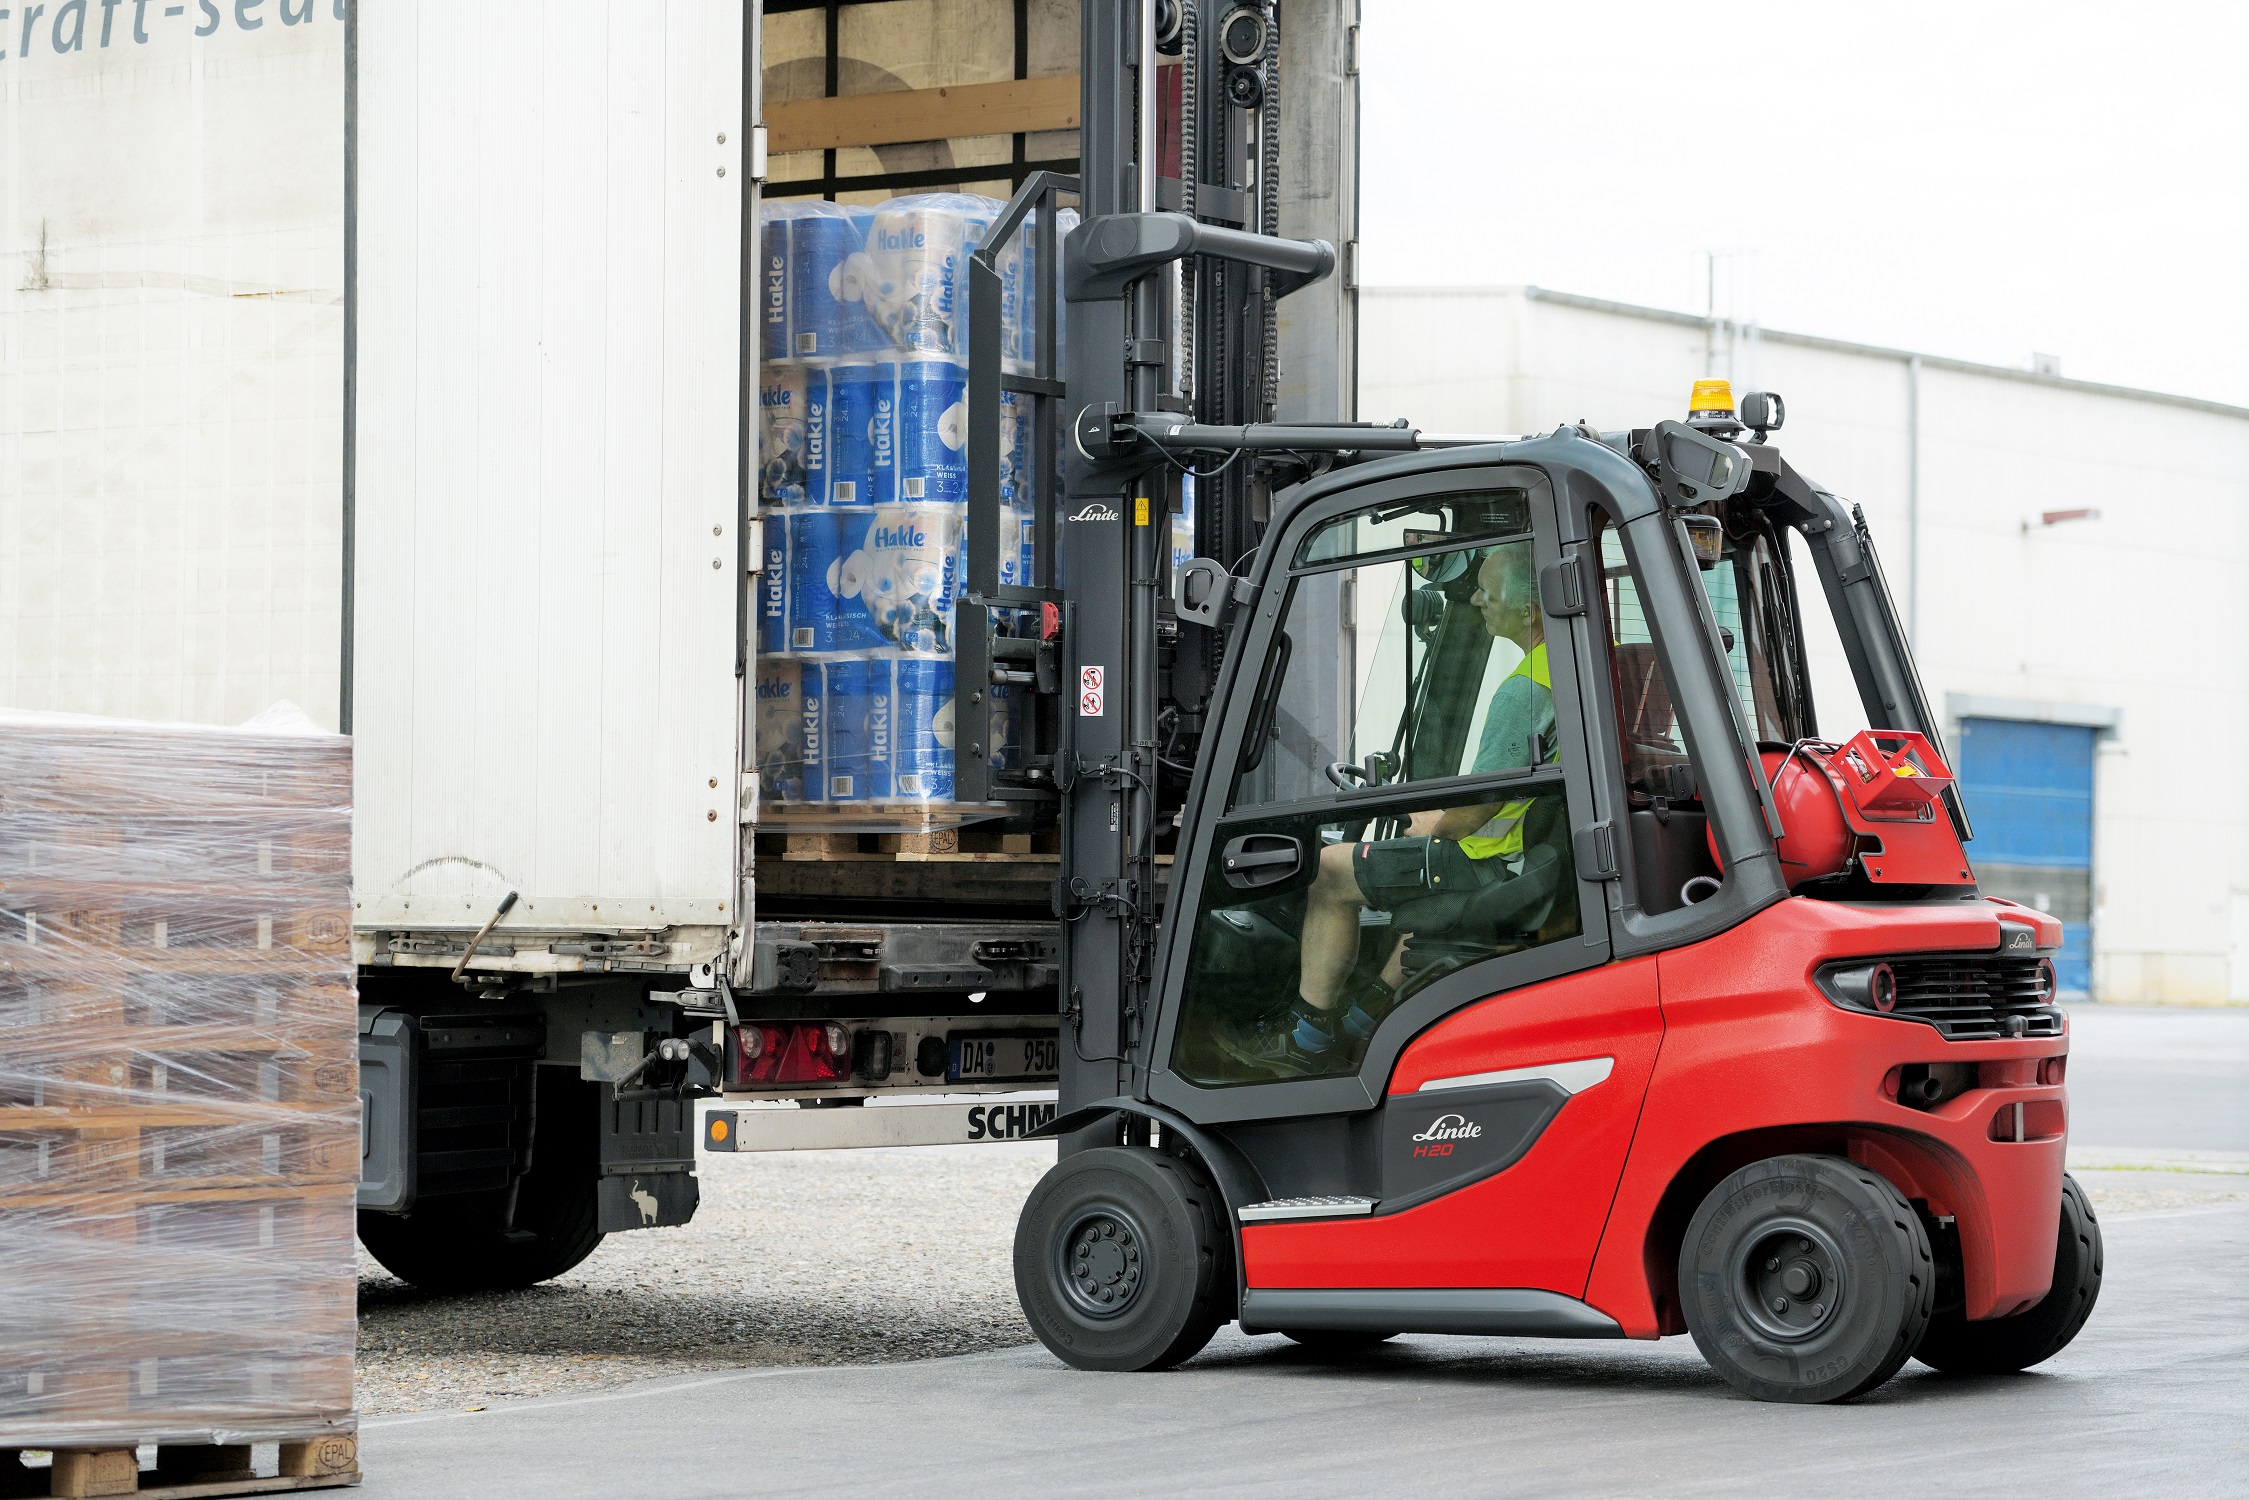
[1407, 802, 1502, 839]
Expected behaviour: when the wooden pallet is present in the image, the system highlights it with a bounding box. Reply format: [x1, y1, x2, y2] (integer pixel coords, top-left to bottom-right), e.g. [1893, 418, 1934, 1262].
[755, 823, 1055, 859]
[0, 732, 350, 818]
[1, 1434, 358, 1497]
[0, 884, 349, 964]
[0, 816, 350, 891]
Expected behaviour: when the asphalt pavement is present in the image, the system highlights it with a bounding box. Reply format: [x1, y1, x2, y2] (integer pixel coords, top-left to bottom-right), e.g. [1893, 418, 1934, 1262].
[357, 1004, 2249, 1498]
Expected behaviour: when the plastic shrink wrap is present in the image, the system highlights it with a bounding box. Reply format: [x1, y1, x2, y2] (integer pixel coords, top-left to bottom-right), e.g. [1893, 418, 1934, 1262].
[0, 710, 357, 1451]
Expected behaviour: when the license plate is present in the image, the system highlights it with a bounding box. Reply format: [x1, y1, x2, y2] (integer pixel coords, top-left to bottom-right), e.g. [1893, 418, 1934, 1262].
[948, 1032, 1060, 1083]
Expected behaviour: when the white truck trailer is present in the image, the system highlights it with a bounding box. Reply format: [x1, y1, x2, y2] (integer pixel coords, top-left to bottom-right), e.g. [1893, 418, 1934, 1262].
[349, 0, 1360, 1289]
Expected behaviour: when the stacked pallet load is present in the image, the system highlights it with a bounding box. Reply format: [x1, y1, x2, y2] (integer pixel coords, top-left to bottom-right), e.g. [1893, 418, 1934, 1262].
[0, 710, 359, 1497]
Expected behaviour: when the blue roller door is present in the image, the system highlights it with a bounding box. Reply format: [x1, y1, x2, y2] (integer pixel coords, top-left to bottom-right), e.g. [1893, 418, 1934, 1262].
[1954, 717, 2095, 994]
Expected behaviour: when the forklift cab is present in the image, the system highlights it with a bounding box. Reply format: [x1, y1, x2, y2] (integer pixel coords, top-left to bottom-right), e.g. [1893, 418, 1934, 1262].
[1017, 401, 2091, 1405]
[1150, 424, 1800, 1111]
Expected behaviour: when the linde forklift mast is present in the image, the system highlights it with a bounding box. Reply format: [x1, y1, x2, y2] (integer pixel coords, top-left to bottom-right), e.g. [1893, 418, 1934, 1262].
[956, 0, 1372, 1137]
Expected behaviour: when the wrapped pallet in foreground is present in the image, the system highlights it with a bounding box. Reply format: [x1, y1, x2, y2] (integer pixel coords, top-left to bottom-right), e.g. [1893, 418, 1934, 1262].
[0, 708, 360, 1491]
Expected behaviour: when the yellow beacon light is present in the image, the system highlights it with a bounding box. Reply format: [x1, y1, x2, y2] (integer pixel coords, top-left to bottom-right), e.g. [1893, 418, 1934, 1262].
[1688, 379, 1735, 417]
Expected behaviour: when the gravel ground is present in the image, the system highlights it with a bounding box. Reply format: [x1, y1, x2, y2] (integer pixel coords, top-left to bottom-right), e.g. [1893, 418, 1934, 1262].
[354, 1144, 2246, 1417]
[356, 1142, 1055, 1415]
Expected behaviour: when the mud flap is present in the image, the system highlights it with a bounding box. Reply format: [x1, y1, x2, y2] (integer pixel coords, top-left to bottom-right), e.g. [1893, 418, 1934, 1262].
[598, 1169, 700, 1231]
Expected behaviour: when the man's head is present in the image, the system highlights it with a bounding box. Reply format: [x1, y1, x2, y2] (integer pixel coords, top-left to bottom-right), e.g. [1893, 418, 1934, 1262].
[1470, 542, 1542, 649]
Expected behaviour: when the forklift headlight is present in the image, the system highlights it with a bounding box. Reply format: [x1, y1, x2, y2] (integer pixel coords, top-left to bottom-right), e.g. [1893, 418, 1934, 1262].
[1829, 961, 1898, 1014]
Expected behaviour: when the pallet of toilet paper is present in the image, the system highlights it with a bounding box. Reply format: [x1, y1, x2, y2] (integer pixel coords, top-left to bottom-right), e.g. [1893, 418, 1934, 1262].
[751, 193, 1054, 821]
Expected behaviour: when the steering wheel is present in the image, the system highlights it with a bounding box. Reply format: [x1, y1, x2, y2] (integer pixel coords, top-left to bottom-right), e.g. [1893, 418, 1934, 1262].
[1325, 761, 1373, 791]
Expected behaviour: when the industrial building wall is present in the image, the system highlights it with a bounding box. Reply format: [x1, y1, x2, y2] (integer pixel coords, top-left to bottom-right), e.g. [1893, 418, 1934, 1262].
[0, 2, 345, 728]
[1363, 286, 2249, 1004]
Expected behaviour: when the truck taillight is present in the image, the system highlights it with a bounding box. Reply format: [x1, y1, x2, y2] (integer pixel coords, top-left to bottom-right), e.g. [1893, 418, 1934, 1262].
[729, 1022, 853, 1087]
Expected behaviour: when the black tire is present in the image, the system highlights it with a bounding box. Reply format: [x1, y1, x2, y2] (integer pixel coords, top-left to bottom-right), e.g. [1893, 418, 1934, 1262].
[1914, 1172, 2102, 1375]
[1679, 1154, 1934, 1404]
[358, 1071, 606, 1293]
[1014, 1147, 1232, 1372]
[358, 1174, 604, 1293]
[1280, 1330, 1398, 1355]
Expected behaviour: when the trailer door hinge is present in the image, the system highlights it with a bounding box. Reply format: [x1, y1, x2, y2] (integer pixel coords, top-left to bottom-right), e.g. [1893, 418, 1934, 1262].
[750, 126, 769, 182]
[1346, 24, 1361, 76]
[739, 772, 761, 826]
[746, 516, 763, 569]
[1574, 821, 1621, 881]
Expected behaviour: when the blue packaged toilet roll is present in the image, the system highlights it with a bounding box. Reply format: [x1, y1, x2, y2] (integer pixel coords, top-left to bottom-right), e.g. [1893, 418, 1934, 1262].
[754, 657, 805, 803]
[826, 360, 890, 507]
[760, 206, 794, 364]
[789, 510, 879, 654]
[862, 194, 997, 356]
[836, 504, 963, 656]
[893, 658, 956, 802]
[756, 516, 790, 656]
[820, 657, 895, 802]
[798, 658, 830, 803]
[787, 203, 887, 359]
[758, 362, 809, 504]
[894, 357, 970, 503]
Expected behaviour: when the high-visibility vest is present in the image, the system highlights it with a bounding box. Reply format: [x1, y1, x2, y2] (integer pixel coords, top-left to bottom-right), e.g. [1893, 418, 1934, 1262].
[1458, 642, 1556, 861]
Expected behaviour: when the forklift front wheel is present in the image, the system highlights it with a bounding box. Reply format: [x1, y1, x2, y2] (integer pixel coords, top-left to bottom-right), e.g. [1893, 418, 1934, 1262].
[1679, 1154, 1934, 1404]
[1014, 1147, 1231, 1372]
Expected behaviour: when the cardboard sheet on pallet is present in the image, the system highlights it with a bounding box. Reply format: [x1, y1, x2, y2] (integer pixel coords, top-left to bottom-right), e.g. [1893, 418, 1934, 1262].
[0, 707, 359, 1450]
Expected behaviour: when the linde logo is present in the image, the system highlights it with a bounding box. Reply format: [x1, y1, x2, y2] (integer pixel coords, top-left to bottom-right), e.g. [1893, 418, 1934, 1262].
[869, 521, 926, 549]
[1411, 1114, 1482, 1143]
[1409, 1113, 1482, 1159]
[1069, 503, 1121, 523]
[874, 225, 927, 253]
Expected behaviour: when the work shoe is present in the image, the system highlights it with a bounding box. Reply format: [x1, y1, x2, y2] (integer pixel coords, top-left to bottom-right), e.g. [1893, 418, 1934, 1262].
[1213, 998, 1341, 1079]
[1337, 976, 1400, 1045]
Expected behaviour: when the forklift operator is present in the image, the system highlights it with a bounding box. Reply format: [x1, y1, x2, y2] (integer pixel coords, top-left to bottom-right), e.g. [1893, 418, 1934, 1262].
[1282, 541, 1557, 1065]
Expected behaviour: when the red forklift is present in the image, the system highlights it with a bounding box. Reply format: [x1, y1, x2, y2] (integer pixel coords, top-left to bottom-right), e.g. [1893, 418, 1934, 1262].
[999, 0, 2101, 1404]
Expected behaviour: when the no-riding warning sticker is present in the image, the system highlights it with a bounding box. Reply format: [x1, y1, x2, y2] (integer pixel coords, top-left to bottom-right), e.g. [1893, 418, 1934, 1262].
[1079, 665, 1105, 717]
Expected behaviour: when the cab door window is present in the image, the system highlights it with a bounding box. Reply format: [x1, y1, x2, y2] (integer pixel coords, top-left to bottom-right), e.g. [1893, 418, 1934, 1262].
[1171, 499, 1584, 1089]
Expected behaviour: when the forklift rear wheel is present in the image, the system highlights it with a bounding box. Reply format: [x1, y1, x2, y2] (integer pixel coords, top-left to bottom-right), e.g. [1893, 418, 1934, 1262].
[1279, 1330, 1399, 1355]
[1014, 1147, 1231, 1372]
[1679, 1154, 1933, 1403]
[1913, 1172, 2102, 1375]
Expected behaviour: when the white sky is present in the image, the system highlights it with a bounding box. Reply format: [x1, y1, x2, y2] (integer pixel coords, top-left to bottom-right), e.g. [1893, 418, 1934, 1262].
[1358, 0, 2249, 408]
